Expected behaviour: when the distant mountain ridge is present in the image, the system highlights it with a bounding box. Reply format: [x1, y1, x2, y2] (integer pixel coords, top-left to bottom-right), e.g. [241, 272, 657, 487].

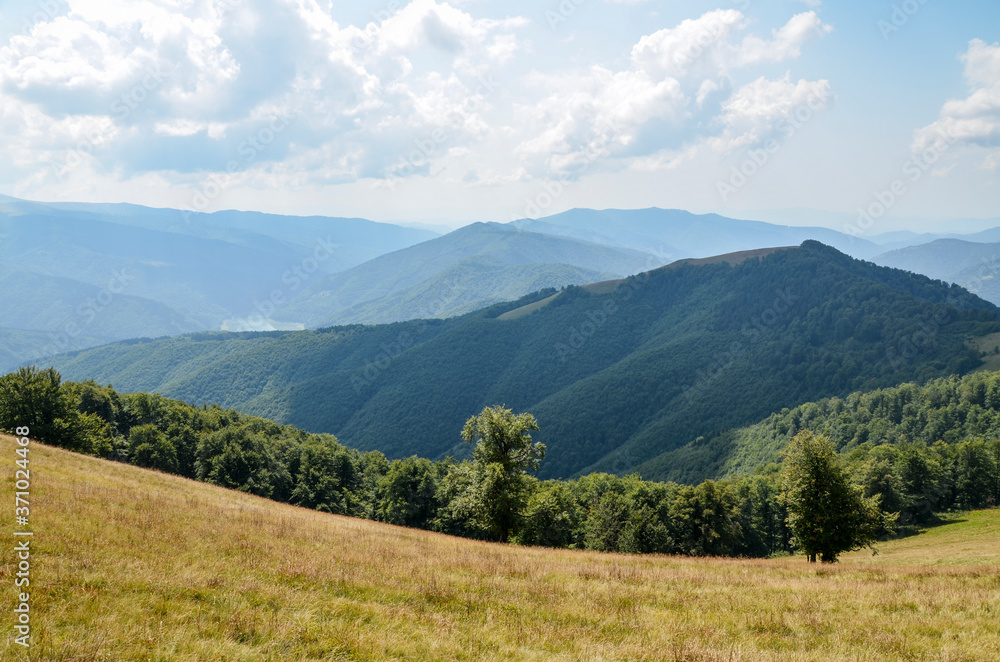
[51, 241, 1000, 482]
[874, 239, 1000, 306]
[0, 196, 437, 369]
[281, 222, 665, 327]
[6, 195, 998, 376]
[511, 208, 885, 260]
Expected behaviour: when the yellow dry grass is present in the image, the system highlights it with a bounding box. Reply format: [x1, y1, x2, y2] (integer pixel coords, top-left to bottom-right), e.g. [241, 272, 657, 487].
[1, 434, 998, 661]
[497, 292, 563, 321]
[970, 331, 1000, 372]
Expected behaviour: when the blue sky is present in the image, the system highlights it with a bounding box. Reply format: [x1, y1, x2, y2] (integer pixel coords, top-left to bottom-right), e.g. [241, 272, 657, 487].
[0, 0, 997, 234]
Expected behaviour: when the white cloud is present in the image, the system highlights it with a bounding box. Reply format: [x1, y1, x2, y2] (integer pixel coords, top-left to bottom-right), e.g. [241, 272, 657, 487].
[513, 10, 831, 177]
[376, 0, 526, 72]
[0, 1, 837, 210]
[710, 74, 834, 151]
[631, 11, 830, 78]
[734, 12, 832, 68]
[630, 9, 744, 79]
[913, 39, 1000, 165]
[0, 0, 526, 192]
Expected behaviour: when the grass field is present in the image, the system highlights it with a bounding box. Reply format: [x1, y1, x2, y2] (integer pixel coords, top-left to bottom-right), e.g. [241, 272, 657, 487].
[971, 331, 1000, 372]
[2, 435, 999, 661]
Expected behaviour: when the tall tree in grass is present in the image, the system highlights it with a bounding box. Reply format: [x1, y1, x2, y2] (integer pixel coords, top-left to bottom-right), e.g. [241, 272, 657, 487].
[461, 405, 545, 543]
[782, 430, 891, 563]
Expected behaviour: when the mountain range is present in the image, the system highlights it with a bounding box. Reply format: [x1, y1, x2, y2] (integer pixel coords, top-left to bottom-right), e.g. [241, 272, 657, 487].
[0, 196, 435, 369]
[511, 207, 886, 260]
[6, 194, 1000, 379]
[50, 241, 1000, 481]
[276, 222, 665, 327]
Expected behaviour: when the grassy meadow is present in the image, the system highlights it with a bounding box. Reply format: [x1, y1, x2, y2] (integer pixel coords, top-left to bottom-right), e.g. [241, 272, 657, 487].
[1, 434, 999, 661]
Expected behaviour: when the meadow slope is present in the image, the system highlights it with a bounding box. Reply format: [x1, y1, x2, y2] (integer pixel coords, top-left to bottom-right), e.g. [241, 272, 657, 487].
[2, 435, 999, 661]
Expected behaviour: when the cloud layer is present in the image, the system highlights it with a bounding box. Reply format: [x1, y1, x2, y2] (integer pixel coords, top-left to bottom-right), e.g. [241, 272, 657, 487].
[914, 39, 1000, 170]
[0, 2, 839, 194]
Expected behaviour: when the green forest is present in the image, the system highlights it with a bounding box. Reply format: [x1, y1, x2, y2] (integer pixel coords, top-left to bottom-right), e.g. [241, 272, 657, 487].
[50, 242, 1000, 482]
[648, 368, 1000, 484]
[2, 366, 997, 561]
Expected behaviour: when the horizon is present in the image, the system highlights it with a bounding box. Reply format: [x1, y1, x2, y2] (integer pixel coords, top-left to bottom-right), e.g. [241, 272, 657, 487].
[5, 191, 1000, 238]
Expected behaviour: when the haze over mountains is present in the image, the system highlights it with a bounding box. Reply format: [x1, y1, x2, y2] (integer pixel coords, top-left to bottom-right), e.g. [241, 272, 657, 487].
[511, 208, 886, 260]
[51, 241, 1000, 481]
[874, 239, 1000, 307]
[276, 222, 665, 327]
[4, 195, 999, 374]
[0, 196, 434, 369]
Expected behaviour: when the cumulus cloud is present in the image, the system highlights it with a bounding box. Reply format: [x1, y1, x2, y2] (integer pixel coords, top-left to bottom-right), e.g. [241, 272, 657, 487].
[0, 1, 834, 201]
[0, 0, 525, 190]
[913, 39, 1000, 166]
[734, 11, 832, 68]
[514, 10, 832, 177]
[710, 74, 834, 151]
[631, 10, 829, 78]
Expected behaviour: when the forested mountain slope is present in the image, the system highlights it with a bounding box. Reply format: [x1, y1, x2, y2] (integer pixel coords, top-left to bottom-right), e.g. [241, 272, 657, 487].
[643, 368, 1000, 484]
[280, 222, 665, 326]
[52, 242, 1000, 479]
[0, 196, 436, 368]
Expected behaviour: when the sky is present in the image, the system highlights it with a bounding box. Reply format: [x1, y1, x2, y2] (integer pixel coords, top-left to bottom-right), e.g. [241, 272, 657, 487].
[0, 0, 998, 235]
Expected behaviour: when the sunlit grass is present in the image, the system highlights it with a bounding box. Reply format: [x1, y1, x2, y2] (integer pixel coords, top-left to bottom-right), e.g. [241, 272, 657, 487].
[1, 435, 998, 661]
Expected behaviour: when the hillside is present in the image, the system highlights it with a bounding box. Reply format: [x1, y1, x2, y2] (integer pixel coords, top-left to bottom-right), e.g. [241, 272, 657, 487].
[0, 268, 203, 342]
[51, 242, 1000, 481]
[321, 257, 618, 325]
[0, 196, 435, 365]
[0, 327, 108, 373]
[643, 369, 1000, 484]
[0, 195, 437, 270]
[280, 222, 664, 327]
[874, 239, 1000, 306]
[511, 208, 885, 260]
[3, 434, 999, 661]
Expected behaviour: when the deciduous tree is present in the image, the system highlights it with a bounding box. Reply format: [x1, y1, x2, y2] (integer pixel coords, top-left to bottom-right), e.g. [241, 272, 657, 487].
[782, 431, 892, 563]
[461, 405, 544, 542]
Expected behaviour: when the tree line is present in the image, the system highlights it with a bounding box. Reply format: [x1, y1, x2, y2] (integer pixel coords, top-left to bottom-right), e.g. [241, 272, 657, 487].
[1, 366, 997, 562]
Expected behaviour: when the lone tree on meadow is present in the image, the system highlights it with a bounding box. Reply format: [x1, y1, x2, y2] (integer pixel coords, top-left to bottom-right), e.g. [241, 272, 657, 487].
[462, 405, 545, 543]
[782, 430, 892, 563]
